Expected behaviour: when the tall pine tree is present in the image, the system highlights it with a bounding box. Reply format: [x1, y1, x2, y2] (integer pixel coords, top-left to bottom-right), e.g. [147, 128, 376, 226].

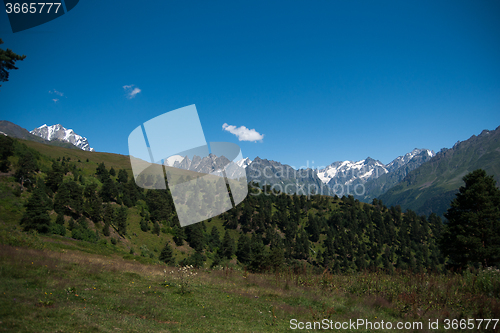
[21, 187, 52, 233]
[159, 242, 175, 265]
[441, 169, 500, 268]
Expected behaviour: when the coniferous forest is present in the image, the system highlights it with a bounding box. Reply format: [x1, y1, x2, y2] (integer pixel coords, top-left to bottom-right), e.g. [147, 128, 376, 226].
[1, 135, 500, 332]
[1, 134, 449, 273]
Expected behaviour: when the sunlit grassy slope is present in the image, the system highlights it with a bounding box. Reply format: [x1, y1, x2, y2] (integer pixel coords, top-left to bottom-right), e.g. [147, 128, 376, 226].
[1, 139, 499, 332]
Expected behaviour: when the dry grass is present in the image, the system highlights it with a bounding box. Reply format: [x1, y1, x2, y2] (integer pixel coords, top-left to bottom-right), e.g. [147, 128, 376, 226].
[1, 243, 500, 332]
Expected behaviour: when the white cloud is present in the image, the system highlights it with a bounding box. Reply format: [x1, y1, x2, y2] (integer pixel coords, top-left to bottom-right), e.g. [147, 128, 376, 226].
[123, 84, 141, 99]
[222, 123, 264, 142]
[52, 99, 59, 103]
[49, 89, 64, 96]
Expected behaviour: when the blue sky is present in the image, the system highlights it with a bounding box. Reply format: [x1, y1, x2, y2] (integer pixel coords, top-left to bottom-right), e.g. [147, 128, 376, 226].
[2, 0, 500, 168]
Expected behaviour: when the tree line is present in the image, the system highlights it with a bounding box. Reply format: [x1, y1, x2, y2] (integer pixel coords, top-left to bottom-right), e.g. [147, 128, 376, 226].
[2, 134, 499, 272]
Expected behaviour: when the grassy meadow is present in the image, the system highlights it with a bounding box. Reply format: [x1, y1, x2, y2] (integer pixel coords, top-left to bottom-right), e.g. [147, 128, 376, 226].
[1, 232, 500, 332]
[1, 138, 499, 332]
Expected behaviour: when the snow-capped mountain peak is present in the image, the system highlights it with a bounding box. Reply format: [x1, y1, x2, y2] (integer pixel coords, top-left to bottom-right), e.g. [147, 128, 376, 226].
[30, 124, 94, 152]
[315, 148, 435, 187]
[236, 157, 252, 168]
[164, 155, 185, 166]
[385, 148, 435, 173]
[316, 158, 388, 185]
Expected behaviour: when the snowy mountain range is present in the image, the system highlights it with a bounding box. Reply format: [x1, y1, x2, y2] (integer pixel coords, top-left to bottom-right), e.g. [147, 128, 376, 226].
[25, 122, 434, 199]
[159, 147, 434, 199]
[317, 157, 388, 186]
[236, 157, 252, 169]
[385, 148, 435, 173]
[316, 148, 435, 187]
[163, 154, 248, 180]
[30, 124, 94, 152]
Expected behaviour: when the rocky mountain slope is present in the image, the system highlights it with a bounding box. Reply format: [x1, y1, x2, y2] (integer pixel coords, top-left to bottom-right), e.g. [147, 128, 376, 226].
[378, 126, 500, 217]
[0, 120, 77, 150]
[31, 124, 94, 151]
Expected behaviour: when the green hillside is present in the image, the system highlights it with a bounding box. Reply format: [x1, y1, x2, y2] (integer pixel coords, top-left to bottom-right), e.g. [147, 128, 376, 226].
[1, 135, 500, 331]
[0, 134, 447, 273]
[379, 126, 500, 217]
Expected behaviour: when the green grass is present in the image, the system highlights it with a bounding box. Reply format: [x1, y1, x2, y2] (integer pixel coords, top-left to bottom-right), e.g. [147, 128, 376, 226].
[1, 241, 499, 332]
[2, 136, 500, 332]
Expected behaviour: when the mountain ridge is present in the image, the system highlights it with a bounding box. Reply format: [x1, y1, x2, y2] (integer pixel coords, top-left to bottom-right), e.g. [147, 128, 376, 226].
[5, 119, 499, 218]
[378, 125, 500, 217]
[30, 124, 94, 152]
[0, 120, 79, 150]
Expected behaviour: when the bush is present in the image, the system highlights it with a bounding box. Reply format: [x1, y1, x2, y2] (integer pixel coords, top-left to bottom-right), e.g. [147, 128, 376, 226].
[140, 219, 149, 232]
[159, 242, 175, 265]
[51, 223, 66, 236]
[180, 251, 206, 268]
[71, 226, 97, 242]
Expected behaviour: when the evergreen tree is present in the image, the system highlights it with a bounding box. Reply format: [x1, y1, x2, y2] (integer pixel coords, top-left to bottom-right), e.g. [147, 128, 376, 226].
[117, 169, 129, 183]
[103, 203, 115, 230]
[0, 135, 14, 172]
[121, 191, 133, 207]
[267, 246, 284, 271]
[15, 151, 38, 187]
[45, 161, 64, 193]
[100, 177, 117, 202]
[236, 234, 252, 264]
[221, 231, 235, 259]
[54, 180, 83, 216]
[84, 184, 102, 223]
[159, 242, 175, 265]
[145, 189, 174, 222]
[152, 221, 161, 236]
[95, 162, 109, 182]
[140, 218, 150, 232]
[103, 221, 110, 237]
[211, 251, 222, 268]
[173, 225, 185, 246]
[440, 169, 500, 268]
[0, 38, 26, 86]
[249, 234, 266, 272]
[208, 226, 221, 251]
[115, 206, 128, 236]
[182, 251, 206, 268]
[185, 224, 205, 252]
[68, 217, 75, 230]
[109, 167, 116, 177]
[306, 213, 320, 243]
[55, 213, 65, 225]
[20, 187, 52, 233]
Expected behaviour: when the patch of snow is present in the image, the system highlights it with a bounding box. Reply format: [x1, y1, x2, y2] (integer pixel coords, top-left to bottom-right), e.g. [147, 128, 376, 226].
[164, 155, 185, 166]
[236, 157, 252, 168]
